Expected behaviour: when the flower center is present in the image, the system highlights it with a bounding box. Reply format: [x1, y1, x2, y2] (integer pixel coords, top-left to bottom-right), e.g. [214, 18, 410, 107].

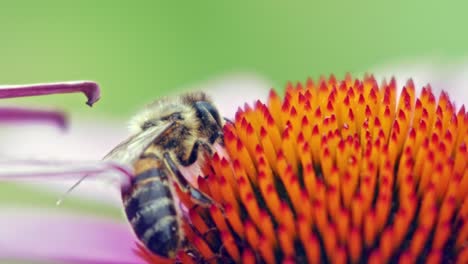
[174, 75, 467, 263]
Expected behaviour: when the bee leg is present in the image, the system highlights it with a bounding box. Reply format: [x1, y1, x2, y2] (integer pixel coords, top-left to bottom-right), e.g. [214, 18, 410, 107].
[223, 117, 234, 125]
[181, 244, 203, 263]
[181, 237, 215, 263]
[187, 205, 221, 239]
[203, 244, 225, 263]
[201, 227, 218, 240]
[209, 130, 224, 146]
[193, 101, 225, 145]
[183, 237, 222, 264]
[163, 152, 215, 207]
[177, 140, 213, 167]
[193, 101, 223, 128]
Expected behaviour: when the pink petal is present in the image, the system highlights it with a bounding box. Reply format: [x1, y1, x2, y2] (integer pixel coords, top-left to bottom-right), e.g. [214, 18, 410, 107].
[0, 81, 100, 106]
[0, 119, 128, 160]
[198, 73, 271, 119]
[0, 160, 134, 193]
[0, 208, 144, 264]
[0, 107, 67, 130]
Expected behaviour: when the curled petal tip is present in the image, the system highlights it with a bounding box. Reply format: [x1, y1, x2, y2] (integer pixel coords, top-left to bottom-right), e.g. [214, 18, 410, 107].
[80, 81, 101, 106]
[60, 81, 101, 107]
[0, 160, 134, 191]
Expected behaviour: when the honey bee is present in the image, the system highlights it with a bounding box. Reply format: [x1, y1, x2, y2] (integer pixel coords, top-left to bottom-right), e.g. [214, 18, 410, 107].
[102, 92, 225, 259]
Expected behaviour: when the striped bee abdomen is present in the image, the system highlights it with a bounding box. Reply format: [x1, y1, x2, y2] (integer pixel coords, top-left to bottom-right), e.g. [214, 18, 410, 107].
[124, 168, 182, 258]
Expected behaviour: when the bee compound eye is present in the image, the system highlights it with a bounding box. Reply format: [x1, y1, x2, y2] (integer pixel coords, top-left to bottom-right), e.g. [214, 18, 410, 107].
[194, 101, 223, 127]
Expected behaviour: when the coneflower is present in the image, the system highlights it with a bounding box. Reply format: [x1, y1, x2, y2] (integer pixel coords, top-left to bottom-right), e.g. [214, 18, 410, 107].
[0, 77, 466, 264]
[148, 74, 468, 263]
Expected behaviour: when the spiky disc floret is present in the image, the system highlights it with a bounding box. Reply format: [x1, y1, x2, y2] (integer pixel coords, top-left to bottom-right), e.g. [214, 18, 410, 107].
[175, 75, 468, 264]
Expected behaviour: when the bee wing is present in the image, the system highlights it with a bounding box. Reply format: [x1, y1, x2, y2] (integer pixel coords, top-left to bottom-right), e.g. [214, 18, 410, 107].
[103, 121, 174, 165]
[53, 121, 175, 204]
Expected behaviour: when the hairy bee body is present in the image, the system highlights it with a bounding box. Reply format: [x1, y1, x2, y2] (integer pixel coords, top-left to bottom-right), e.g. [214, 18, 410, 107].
[123, 156, 182, 258]
[106, 92, 224, 259]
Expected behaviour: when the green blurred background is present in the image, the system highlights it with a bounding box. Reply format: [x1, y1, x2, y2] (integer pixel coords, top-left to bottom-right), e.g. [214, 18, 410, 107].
[1, 1, 468, 215]
[2, 1, 468, 117]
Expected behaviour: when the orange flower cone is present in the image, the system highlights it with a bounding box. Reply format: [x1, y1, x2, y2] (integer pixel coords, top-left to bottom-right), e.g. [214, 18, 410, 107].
[145, 74, 467, 263]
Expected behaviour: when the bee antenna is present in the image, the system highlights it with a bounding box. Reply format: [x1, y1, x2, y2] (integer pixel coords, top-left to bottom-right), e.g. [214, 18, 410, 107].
[223, 117, 234, 125]
[56, 174, 88, 206]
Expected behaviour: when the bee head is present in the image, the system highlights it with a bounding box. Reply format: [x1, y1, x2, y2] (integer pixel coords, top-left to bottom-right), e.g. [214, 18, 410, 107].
[129, 97, 190, 134]
[128, 92, 224, 135]
[181, 92, 224, 128]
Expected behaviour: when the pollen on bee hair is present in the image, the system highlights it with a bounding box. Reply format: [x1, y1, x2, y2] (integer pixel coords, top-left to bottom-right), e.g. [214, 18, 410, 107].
[151, 74, 468, 264]
[128, 95, 206, 135]
[128, 98, 182, 134]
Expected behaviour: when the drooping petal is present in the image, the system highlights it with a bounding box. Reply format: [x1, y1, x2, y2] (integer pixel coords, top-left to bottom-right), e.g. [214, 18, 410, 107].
[373, 59, 468, 105]
[0, 160, 134, 193]
[0, 208, 144, 264]
[0, 81, 100, 106]
[0, 107, 67, 130]
[0, 119, 128, 160]
[0, 118, 130, 206]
